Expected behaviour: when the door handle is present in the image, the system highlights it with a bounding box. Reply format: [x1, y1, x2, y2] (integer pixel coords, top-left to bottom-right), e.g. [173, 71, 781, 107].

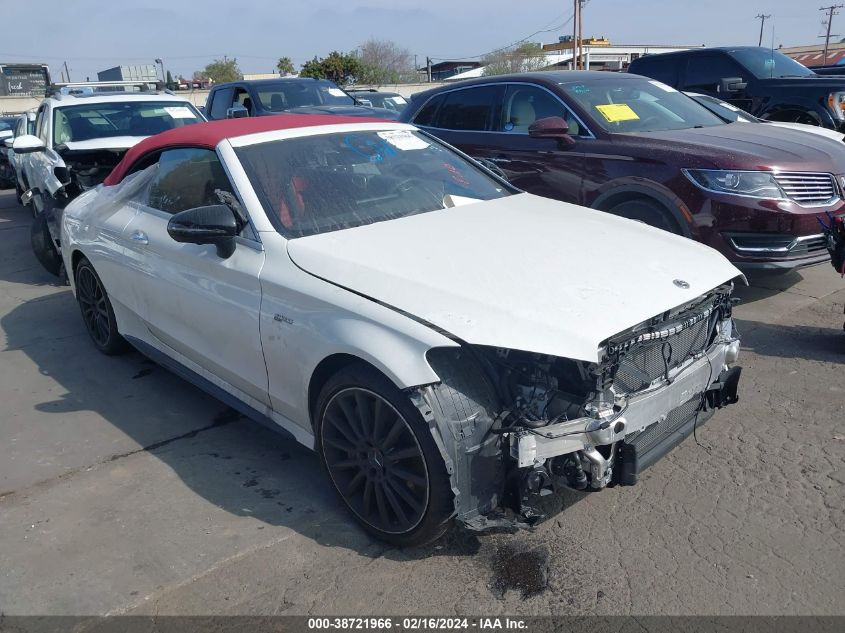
[130, 230, 149, 245]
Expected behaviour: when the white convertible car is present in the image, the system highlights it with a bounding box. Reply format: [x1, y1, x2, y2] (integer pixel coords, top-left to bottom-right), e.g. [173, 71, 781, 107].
[61, 115, 744, 545]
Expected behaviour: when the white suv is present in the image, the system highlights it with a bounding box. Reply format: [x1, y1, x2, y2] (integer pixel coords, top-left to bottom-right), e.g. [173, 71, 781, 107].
[13, 86, 205, 276]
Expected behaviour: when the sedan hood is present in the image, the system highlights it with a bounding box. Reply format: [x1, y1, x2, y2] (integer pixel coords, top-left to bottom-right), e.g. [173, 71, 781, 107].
[60, 136, 146, 152]
[287, 193, 743, 363]
[631, 124, 845, 171]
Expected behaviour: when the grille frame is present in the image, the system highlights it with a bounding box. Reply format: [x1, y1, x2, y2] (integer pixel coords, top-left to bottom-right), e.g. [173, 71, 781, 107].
[772, 172, 838, 207]
[605, 295, 724, 397]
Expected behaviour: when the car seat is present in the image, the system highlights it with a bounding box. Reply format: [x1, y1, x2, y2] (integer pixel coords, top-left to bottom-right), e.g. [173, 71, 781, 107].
[269, 93, 285, 111]
[278, 177, 309, 228]
[509, 96, 536, 132]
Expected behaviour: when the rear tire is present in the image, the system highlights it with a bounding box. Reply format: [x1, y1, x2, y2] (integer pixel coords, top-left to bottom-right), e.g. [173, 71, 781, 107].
[30, 212, 63, 277]
[314, 362, 454, 547]
[607, 198, 683, 235]
[74, 257, 128, 355]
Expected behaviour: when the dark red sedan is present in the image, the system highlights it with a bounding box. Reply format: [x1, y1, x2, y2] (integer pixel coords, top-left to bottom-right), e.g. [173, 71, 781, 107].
[400, 71, 845, 270]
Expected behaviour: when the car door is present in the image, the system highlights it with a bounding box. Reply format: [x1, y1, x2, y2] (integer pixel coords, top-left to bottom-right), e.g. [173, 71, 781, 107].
[121, 147, 270, 406]
[412, 84, 505, 166]
[472, 83, 591, 205]
[22, 104, 50, 203]
[682, 54, 753, 112]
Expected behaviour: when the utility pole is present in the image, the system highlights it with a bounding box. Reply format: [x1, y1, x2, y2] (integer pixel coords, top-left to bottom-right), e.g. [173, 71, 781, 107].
[63, 61, 71, 83]
[755, 14, 771, 46]
[426, 56, 432, 83]
[572, 0, 579, 70]
[821, 5, 844, 65]
[578, 0, 584, 69]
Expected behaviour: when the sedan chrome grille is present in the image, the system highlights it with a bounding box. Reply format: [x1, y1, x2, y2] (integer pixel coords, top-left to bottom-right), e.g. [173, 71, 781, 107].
[773, 172, 837, 205]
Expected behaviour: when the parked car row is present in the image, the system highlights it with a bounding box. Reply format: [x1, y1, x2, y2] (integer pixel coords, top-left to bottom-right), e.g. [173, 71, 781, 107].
[3, 54, 842, 546]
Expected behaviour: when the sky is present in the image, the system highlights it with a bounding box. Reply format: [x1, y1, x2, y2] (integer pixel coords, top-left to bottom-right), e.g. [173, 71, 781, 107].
[0, 0, 830, 82]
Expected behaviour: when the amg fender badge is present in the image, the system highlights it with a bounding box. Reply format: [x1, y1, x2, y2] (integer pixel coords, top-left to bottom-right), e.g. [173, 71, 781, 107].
[673, 279, 690, 289]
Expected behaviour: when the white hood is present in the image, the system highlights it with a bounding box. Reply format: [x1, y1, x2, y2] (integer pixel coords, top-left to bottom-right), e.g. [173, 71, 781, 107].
[62, 137, 146, 151]
[287, 193, 743, 362]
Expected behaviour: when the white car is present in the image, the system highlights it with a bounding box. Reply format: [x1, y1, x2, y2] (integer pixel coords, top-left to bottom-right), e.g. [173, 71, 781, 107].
[3, 109, 36, 201]
[61, 115, 744, 545]
[12, 86, 204, 276]
[686, 92, 845, 141]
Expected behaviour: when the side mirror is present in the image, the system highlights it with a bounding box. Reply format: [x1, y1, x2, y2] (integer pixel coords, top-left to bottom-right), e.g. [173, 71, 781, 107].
[167, 204, 239, 258]
[226, 104, 249, 119]
[12, 135, 45, 154]
[528, 116, 576, 147]
[0, 130, 13, 141]
[718, 77, 747, 94]
[4, 138, 14, 148]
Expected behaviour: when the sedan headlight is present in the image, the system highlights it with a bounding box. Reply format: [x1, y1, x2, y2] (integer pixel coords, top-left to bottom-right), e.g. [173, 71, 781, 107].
[683, 169, 785, 200]
[828, 91, 845, 121]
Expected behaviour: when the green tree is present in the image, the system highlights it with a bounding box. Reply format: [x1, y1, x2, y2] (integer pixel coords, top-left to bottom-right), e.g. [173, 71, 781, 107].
[299, 51, 362, 85]
[203, 57, 241, 84]
[482, 42, 547, 76]
[276, 56, 295, 76]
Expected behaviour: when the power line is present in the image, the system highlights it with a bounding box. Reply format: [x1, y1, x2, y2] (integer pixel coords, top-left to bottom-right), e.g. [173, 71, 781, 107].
[429, 13, 574, 60]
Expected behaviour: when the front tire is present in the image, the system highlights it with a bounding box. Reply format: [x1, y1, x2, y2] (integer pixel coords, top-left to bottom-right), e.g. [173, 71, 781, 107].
[315, 363, 454, 546]
[607, 198, 683, 234]
[30, 212, 63, 277]
[74, 257, 128, 355]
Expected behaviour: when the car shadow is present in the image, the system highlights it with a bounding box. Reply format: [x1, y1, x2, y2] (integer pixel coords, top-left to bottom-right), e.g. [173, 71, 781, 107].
[0, 191, 65, 290]
[735, 317, 845, 364]
[732, 269, 805, 306]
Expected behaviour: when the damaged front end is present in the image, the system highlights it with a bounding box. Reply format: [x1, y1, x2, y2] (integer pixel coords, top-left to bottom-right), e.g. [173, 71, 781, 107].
[411, 284, 742, 531]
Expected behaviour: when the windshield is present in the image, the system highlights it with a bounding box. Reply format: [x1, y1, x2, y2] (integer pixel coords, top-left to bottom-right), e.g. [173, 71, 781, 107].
[561, 77, 725, 133]
[52, 101, 202, 144]
[685, 93, 758, 123]
[729, 48, 815, 79]
[237, 129, 511, 238]
[254, 80, 355, 111]
[0, 117, 16, 132]
[353, 93, 408, 112]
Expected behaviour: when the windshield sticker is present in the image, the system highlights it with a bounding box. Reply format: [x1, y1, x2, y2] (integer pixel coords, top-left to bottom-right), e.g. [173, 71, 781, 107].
[648, 80, 677, 93]
[595, 103, 640, 123]
[163, 106, 196, 119]
[377, 130, 429, 151]
[327, 88, 347, 97]
[343, 134, 397, 162]
[389, 96, 408, 104]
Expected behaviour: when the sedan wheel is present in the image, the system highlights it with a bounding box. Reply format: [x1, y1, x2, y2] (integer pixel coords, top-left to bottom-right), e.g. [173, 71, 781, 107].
[316, 364, 454, 546]
[75, 258, 127, 355]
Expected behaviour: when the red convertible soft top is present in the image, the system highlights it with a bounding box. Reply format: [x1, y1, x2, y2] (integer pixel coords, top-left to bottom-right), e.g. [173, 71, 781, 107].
[103, 114, 388, 186]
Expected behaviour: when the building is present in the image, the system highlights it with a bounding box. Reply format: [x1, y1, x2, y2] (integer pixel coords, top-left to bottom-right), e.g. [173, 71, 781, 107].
[442, 38, 704, 81]
[98, 65, 159, 83]
[780, 43, 845, 68]
[427, 61, 482, 81]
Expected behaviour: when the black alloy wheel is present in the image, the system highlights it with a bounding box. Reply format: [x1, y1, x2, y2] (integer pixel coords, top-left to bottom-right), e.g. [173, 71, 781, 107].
[315, 362, 455, 546]
[321, 387, 430, 534]
[75, 258, 127, 355]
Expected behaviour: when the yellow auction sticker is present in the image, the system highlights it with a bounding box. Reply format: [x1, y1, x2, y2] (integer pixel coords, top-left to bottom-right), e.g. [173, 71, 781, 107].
[595, 103, 640, 122]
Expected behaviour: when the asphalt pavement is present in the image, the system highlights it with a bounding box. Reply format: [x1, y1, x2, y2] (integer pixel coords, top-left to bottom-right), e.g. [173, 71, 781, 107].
[0, 189, 842, 616]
